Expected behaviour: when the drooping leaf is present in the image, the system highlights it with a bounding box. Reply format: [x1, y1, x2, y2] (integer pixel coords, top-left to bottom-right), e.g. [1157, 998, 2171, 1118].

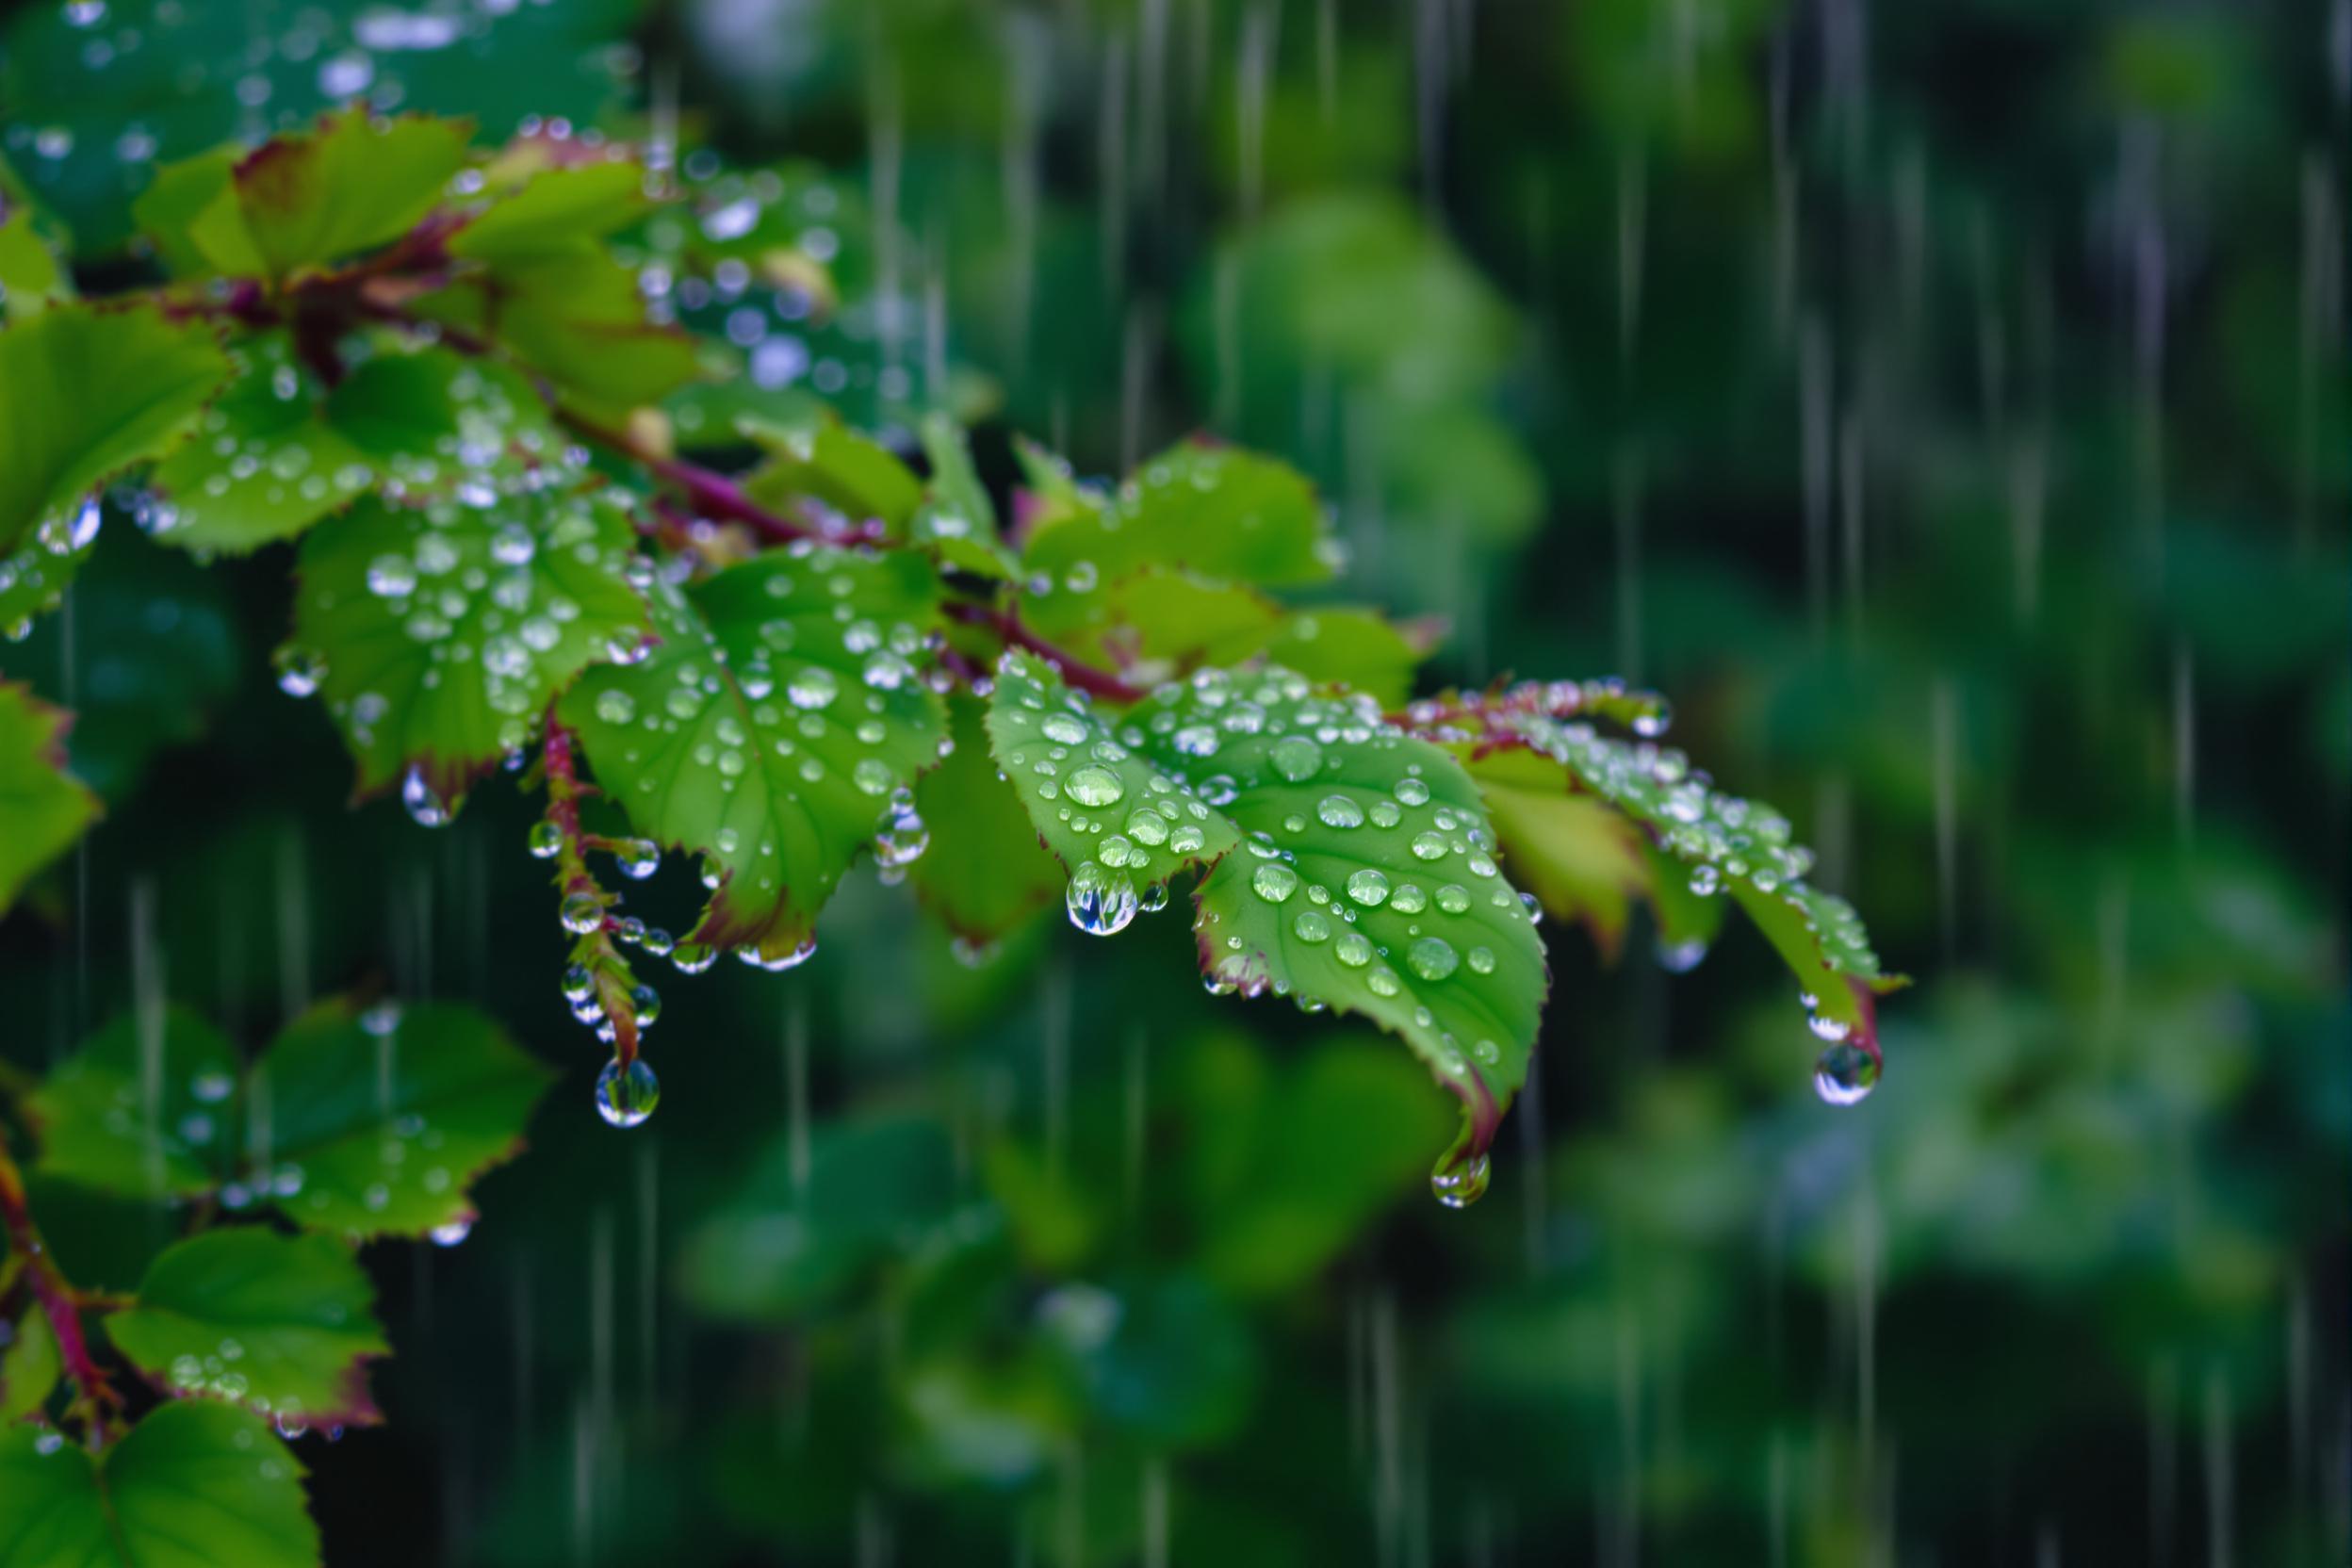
[28, 1006, 238, 1200]
[248, 998, 555, 1240]
[988, 654, 1546, 1168]
[0, 1308, 59, 1425]
[0, 302, 232, 556]
[908, 693, 1065, 941]
[292, 483, 647, 804]
[0, 682, 99, 915]
[1497, 710, 1903, 1037]
[1460, 745, 1651, 958]
[0, 1400, 317, 1568]
[561, 546, 946, 959]
[103, 1228, 388, 1428]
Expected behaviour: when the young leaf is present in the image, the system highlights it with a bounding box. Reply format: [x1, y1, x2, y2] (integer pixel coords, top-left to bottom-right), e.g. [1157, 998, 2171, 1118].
[103, 1228, 389, 1428]
[908, 693, 1065, 942]
[0, 1400, 317, 1568]
[0, 1308, 59, 1424]
[0, 302, 233, 557]
[562, 547, 946, 960]
[1500, 712, 1903, 1037]
[28, 1006, 239, 1200]
[988, 655, 1545, 1170]
[249, 999, 555, 1239]
[131, 148, 268, 280]
[292, 484, 648, 804]
[0, 682, 99, 916]
[740, 415, 924, 535]
[1458, 745, 1650, 958]
[416, 247, 700, 421]
[447, 159, 653, 262]
[1098, 571, 1429, 703]
[204, 108, 471, 284]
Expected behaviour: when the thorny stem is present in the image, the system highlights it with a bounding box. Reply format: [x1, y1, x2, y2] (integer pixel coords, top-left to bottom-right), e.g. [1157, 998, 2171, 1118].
[0, 1120, 120, 1447]
[542, 714, 642, 1066]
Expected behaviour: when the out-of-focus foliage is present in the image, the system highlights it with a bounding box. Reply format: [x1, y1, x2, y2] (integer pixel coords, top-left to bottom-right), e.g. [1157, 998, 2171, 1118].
[0, 0, 2343, 1564]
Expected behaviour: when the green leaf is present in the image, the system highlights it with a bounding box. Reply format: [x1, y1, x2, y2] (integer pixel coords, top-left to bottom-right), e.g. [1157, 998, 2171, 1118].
[0, 1400, 317, 1568]
[0, 530, 90, 637]
[0, 1309, 59, 1425]
[0, 302, 233, 556]
[147, 333, 372, 553]
[741, 414, 925, 535]
[909, 693, 1065, 941]
[215, 108, 472, 283]
[292, 484, 647, 803]
[1500, 710, 1903, 1037]
[988, 655, 1545, 1168]
[1460, 745, 1651, 959]
[322, 347, 563, 497]
[447, 159, 653, 262]
[910, 415, 1015, 580]
[983, 649, 1242, 903]
[0, 207, 71, 321]
[1099, 571, 1429, 704]
[131, 148, 267, 280]
[1020, 443, 1336, 647]
[0, 682, 98, 916]
[417, 246, 699, 420]
[29, 1006, 238, 1200]
[250, 999, 554, 1240]
[104, 1228, 388, 1428]
[562, 546, 946, 959]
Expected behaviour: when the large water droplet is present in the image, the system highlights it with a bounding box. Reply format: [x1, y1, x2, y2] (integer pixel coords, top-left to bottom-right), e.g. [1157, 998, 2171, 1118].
[401, 768, 450, 827]
[1251, 862, 1298, 903]
[1406, 937, 1459, 981]
[1345, 869, 1389, 906]
[429, 1215, 474, 1247]
[1066, 860, 1138, 936]
[527, 822, 563, 859]
[560, 890, 605, 934]
[1268, 735, 1324, 781]
[1430, 1150, 1490, 1209]
[1040, 712, 1087, 745]
[274, 645, 326, 698]
[1655, 938, 1709, 972]
[1066, 765, 1125, 808]
[1813, 1039, 1880, 1106]
[595, 1056, 661, 1128]
[1315, 793, 1364, 828]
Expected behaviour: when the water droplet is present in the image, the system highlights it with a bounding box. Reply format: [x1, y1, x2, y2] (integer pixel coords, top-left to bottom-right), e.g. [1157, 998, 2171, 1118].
[1293, 909, 1331, 943]
[613, 840, 662, 880]
[1435, 884, 1471, 914]
[1813, 1039, 1880, 1106]
[788, 667, 839, 709]
[1066, 765, 1125, 808]
[1430, 1150, 1491, 1209]
[1040, 712, 1087, 745]
[1390, 883, 1428, 914]
[1316, 793, 1364, 828]
[400, 768, 450, 827]
[1690, 864, 1722, 896]
[429, 1216, 474, 1247]
[672, 942, 717, 973]
[1066, 860, 1138, 936]
[1395, 777, 1431, 806]
[595, 688, 637, 725]
[1268, 735, 1324, 781]
[1409, 831, 1448, 861]
[273, 645, 326, 697]
[527, 822, 563, 859]
[1137, 880, 1170, 913]
[630, 985, 662, 1028]
[1656, 938, 1708, 972]
[1251, 862, 1298, 903]
[595, 1056, 661, 1128]
[560, 890, 605, 934]
[1407, 937, 1459, 981]
[1334, 931, 1373, 967]
[1345, 870, 1390, 906]
[1465, 945, 1495, 974]
[853, 759, 894, 795]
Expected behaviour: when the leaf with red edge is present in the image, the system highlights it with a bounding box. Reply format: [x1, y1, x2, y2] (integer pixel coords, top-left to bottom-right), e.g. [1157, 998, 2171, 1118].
[0, 680, 98, 915]
[560, 544, 947, 962]
[103, 1228, 390, 1429]
[290, 483, 647, 808]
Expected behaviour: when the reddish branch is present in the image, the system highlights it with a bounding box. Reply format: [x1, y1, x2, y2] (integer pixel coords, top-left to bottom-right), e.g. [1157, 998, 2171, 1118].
[945, 601, 1148, 704]
[552, 410, 824, 547]
[0, 1122, 119, 1446]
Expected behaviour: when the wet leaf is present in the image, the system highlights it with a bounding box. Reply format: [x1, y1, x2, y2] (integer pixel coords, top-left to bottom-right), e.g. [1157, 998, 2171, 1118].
[0, 301, 232, 557]
[415, 246, 699, 421]
[28, 1006, 238, 1200]
[909, 693, 1065, 941]
[293, 484, 646, 804]
[0, 681, 98, 915]
[0, 1308, 59, 1425]
[740, 414, 924, 534]
[561, 546, 945, 959]
[1461, 745, 1651, 958]
[447, 159, 653, 262]
[248, 999, 554, 1240]
[103, 1228, 388, 1428]
[0, 1400, 316, 1567]
[0, 206, 71, 321]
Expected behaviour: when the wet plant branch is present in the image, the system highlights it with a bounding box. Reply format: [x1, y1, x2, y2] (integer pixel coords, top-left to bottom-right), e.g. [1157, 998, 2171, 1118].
[0, 1121, 120, 1447]
[944, 600, 1148, 705]
[542, 713, 643, 1066]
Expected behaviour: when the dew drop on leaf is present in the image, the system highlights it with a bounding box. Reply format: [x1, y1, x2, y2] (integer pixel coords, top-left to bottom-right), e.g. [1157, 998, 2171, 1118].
[1066, 858, 1138, 935]
[1430, 1150, 1490, 1209]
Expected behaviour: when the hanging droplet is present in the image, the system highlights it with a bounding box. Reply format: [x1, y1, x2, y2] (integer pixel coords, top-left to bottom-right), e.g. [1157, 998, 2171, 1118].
[429, 1215, 474, 1247]
[559, 890, 605, 934]
[595, 1056, 661, 1128]
[1429, 1150, 1491, 1210]
[671, 942, 717, 973]
[1066, 859, 1138, 936]
[630, 984, 662, 1028]
[273, 645, 327, 698]
[1137, 880, 1170, 913]
[400, 767, 451, 827]
[612, 839, 662, 879]
[1812, 1039, 1880, 1106]
[1655, 938, 1708, 972]
[527, 821, 564, 859]
[561, 962, 595, 1002]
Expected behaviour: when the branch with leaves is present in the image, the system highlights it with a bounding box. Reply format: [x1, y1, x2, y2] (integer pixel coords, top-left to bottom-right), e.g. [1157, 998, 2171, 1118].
[0, 107, 1904, 1559]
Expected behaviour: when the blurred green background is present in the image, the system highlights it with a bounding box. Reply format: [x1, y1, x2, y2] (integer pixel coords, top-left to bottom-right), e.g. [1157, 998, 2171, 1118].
[2, 0, 2345, 1561]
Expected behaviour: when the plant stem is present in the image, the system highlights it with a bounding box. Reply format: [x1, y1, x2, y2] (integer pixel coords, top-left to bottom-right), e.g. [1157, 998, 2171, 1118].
[554, 410, 824, 547]
[542, 714, 642, 1065]
[0, 1121, 118, 1447]
[944, 601, 1147, 704]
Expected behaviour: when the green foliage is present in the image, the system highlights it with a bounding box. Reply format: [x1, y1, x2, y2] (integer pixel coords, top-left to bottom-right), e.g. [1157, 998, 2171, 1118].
[908, 693, 1064, 941]
[0, 682, 97, 915]
[102, 1228, 387, 1426]
[0, 1308, 59, 1424]
[0, 1401, 316, 1568]
[30, 1006, 241, 1199]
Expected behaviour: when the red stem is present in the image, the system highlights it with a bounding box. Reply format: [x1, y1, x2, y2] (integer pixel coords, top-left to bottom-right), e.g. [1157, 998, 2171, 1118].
[555, 410, 820, 547]
[946, 601, 1148, 704]
[0, 1122, 118, 1446]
